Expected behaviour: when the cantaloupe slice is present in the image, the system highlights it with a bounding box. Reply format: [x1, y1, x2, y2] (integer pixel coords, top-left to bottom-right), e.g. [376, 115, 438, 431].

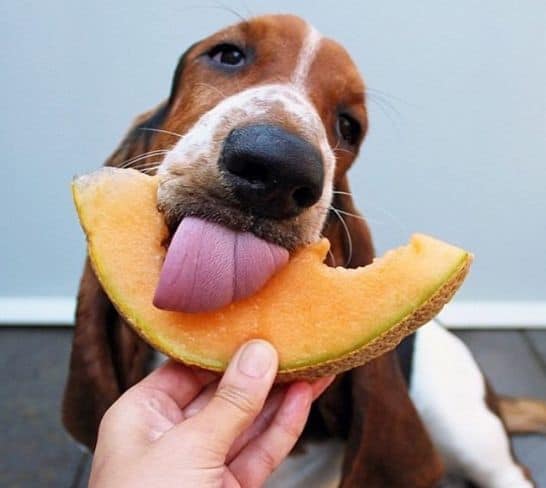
[73, 168, 472, 381]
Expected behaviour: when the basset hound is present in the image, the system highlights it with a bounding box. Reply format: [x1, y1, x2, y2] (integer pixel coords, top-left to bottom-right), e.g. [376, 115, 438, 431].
[63, 14, 544, 487]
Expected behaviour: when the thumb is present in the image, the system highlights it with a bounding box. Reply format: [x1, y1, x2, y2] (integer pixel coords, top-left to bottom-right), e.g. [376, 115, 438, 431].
[189, 340, 278, 456]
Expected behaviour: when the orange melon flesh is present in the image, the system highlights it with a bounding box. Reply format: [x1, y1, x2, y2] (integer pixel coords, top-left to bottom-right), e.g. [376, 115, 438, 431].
[73, 168, 472, 380]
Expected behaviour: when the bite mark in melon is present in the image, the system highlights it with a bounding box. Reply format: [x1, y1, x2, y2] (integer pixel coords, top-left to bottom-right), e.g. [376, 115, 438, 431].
[73, 168, 472, 381]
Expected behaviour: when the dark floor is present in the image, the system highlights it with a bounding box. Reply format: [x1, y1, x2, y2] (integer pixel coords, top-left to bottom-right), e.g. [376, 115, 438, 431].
[0, 327, 545, 488]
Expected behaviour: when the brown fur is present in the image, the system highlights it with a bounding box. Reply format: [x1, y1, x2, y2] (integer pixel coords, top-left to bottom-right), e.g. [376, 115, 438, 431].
[340, 354, 444, 487]
[63, 15, 445, 486]
[307, 38, 368, 177]
[160, 15, 310, 145]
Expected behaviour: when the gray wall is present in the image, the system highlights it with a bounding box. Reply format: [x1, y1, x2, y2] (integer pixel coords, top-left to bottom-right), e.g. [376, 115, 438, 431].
[1, 1, 545, 302]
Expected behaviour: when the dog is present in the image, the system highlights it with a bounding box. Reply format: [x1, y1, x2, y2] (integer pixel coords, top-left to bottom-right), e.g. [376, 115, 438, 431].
[63, 14, 546, 487]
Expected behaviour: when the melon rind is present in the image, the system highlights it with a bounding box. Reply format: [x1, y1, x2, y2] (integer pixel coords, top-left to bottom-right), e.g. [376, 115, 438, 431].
[73, 168, 472, 381]
[276, 255, 471, 381]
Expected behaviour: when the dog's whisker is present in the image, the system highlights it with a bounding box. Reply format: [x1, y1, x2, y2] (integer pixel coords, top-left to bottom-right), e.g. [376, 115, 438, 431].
[118, 150, 169, 169]
[131, 157, 167, 169]
[331, 207, 367, 221]
[317, 204, 387, 228]
[118, 150, 170, 169]
[367, 95, 401, 130]
[332, 190, 353, 197]
[333, 147, 353, 155]
[331, 138, 355, 157]
[140, 167, 162, 175]
[136, 161, 164, 175]
[183, 2, 248, 22]
[366, 86, 414, 107]
[240, 0, 254, 19]
[119, 155, 167, 170]
[138, 127, 184, 139]
[352, 199, 409, 230]
[208, 1, 248, 22]
[132, 161, 164, 171]
[330, 206, 353, 266]
[319, 204, 365, 222]
[367, 93, 402, 118]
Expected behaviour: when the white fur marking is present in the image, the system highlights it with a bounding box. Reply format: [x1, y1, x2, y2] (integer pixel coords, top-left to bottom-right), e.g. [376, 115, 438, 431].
[411, 322, 532, 487]
[292, 25, 322, 90]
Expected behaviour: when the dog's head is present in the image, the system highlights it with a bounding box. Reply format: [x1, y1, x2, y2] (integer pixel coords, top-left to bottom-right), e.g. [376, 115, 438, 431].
[120, 14, 372, 264]
[64, 13, 380, 452]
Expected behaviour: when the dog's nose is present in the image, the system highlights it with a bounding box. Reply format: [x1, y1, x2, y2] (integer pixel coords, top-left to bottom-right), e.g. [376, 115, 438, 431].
[219, 124, 324, 219]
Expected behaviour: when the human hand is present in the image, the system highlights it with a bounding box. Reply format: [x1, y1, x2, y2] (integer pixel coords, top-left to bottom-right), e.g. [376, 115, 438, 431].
[90, 340, 334, 487]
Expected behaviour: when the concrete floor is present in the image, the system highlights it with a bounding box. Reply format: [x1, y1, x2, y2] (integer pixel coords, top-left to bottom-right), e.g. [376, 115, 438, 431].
[0, 327, 545, 487]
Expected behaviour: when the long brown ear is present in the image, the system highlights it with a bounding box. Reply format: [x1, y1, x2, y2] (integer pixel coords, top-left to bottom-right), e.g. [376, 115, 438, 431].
[62, 43, 200, 450]
[339, 354, 444, 487]
[61, 106, 170, 449]
[62, 113, 160, 448]
[316, 174, 444, 486]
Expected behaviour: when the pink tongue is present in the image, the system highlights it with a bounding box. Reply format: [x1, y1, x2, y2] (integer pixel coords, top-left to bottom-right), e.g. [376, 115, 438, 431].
[153, 217, 289, 313]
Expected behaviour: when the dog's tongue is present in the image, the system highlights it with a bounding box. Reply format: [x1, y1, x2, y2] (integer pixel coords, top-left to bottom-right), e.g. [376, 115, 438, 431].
[153, 217, 289, 313]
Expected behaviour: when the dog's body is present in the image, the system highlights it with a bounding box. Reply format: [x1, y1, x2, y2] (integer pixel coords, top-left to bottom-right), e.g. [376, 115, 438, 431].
[63, 15, 544, 487]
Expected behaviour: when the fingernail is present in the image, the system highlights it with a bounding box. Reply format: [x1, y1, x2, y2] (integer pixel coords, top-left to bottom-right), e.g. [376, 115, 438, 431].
[238, 340, 275, 378]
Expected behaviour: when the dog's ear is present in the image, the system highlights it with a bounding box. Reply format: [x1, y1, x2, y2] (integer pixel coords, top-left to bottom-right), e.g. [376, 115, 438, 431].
[62, 103, 171, 449]
[339, 353, 445, 486]
[62, 100, 171, 449]
[322, 174, 374, 268]
[62, 43, 200, 450]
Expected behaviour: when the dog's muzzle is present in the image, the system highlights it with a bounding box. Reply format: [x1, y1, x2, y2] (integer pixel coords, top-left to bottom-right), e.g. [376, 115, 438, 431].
[154, 86, 334, 314]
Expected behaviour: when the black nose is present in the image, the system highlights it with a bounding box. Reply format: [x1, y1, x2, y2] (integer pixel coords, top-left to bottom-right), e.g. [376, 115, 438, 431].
[219, 124, 324, 219]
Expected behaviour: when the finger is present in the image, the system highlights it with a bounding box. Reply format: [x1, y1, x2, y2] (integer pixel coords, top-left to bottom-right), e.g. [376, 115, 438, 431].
[225, 375, 333, 463]
[229, 381, 313, 486]
[225, 387, 286, 462]
[310, 375, 335, 399]
[179, 368, 332, 462]
[184, 374, 332, 420]
[136, 359, 217, 409]
[183, 381, 218, 418]
[187, 340, 278, 456]
[99, 361, 216, 447]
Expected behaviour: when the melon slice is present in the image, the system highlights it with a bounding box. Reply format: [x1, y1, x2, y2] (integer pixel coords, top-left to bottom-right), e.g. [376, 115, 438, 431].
[73, 168, 472, 381]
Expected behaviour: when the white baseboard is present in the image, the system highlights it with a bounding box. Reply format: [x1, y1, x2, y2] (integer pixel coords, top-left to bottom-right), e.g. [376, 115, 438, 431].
[0, 297, 75, 326]
[438, 301, 546, 329]
[0, 296, 545, 329]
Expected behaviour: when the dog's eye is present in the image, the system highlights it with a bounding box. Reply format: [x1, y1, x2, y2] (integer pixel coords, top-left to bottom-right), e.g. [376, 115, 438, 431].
[337, 114, 361, 146]
[208, 44, 246, 67]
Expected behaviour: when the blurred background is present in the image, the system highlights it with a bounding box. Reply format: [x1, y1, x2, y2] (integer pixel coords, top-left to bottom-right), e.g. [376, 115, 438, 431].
[1, 0, 546, 322]
[1, 1, 544, 486]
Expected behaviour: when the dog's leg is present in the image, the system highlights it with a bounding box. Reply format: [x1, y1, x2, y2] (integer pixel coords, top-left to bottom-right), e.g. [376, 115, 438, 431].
[410, 321, 533, 487]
